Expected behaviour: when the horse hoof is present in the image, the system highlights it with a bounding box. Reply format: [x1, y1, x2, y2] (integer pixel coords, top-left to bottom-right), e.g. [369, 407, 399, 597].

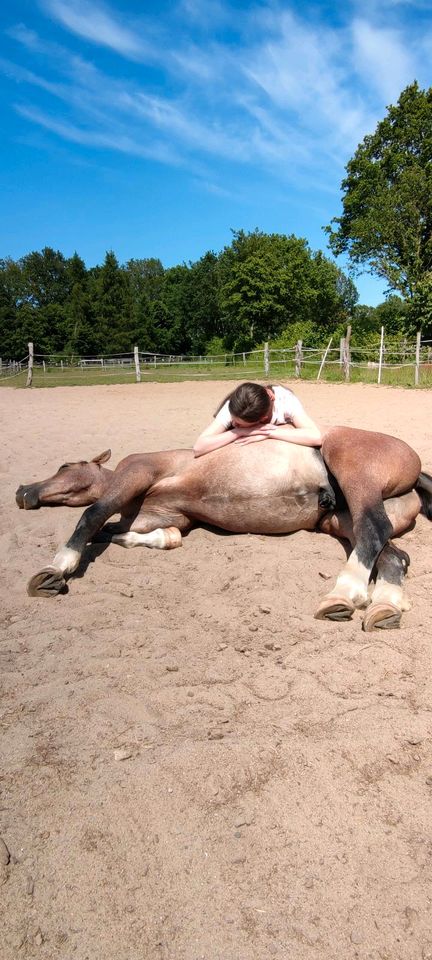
[27, 567, 66, 598]
[314, 596, 355, 622]
[362, 602, 401, 632]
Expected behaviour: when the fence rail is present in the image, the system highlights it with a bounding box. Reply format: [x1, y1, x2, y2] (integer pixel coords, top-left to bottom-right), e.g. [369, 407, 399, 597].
[2, 332, 432, 388]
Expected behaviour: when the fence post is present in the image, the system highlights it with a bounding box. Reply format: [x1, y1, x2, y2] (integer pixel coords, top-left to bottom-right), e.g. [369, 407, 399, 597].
[264, 341, 269, 377]
[295, 340, 303, 378]
[415, 330, 421, 386]
[134, 346, 141, 383]
[317, 337, 333, 381]
[339, 338, 345, 367]
[343, 325, 351, 382]
[377, 326, 385, 384]
[26, 342, 34, 388]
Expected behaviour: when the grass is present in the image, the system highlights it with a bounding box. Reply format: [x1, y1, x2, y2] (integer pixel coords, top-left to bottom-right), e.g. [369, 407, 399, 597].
[2, 359, 432, 389]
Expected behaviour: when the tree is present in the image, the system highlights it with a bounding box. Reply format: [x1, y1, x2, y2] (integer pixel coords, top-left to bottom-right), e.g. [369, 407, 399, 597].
[219, 230, 310, 350]
[183, 252, 222, 353]
[218, 230, 356, 351]
[0, 258, 24, 358]
[326, 83, 432, 302]
[93, 251, 132, 353]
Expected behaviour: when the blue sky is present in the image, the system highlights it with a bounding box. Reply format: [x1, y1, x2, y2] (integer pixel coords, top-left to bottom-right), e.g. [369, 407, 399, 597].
[1, 0, 431, 305]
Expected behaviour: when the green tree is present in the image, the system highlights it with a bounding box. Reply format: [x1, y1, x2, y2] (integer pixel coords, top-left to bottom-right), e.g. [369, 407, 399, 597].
[160, 265, 190, 353]
[63, 255, 101, 355]
[326, 82, 432, 302]
[93, 251, 132, 353]
[125, 258, 165, 352]
[183, 252, 222, 353]
[219, 230, 356, 351]
[17, 247, 70, 354]
[0, 258, 24, 358]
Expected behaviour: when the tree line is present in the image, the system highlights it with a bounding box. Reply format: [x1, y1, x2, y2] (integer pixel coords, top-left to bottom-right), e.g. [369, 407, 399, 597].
[0, 230, 412, 361]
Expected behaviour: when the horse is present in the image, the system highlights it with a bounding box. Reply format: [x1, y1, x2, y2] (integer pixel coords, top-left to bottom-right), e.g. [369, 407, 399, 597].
[16, 426, 432, 631]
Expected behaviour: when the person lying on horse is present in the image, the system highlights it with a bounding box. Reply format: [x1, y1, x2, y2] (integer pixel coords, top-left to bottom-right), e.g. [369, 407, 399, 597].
[193, 382, 322, 458]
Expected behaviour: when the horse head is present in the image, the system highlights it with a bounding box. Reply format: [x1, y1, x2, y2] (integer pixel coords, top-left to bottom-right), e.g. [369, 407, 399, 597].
[16, 450, 112, 509]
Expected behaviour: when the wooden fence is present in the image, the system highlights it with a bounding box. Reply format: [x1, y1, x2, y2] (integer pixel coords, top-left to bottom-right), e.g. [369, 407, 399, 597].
[1, 332, 432, 387]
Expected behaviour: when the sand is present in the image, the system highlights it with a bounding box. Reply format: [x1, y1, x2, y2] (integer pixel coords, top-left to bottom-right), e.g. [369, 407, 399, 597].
[1, 379, 432, 960]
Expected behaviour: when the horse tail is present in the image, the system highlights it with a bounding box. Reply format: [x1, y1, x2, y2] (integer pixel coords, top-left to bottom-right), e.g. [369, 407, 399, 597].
[416, 471, 432, 520]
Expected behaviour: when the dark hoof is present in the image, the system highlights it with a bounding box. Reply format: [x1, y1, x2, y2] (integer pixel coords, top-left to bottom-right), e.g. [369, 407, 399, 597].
[314, 596, 355, 622]
[318, 487, 337, 511]
[27, 567, 66, 598]
[398, 549, 410, 572]
[362, 602, 401, 632]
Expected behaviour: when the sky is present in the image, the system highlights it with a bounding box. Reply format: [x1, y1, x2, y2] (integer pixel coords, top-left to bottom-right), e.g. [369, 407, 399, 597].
[1, 0, 431, 306]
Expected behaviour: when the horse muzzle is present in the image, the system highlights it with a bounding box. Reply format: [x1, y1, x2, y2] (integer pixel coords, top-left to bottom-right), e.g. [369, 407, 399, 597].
[16, 485, 40, 509]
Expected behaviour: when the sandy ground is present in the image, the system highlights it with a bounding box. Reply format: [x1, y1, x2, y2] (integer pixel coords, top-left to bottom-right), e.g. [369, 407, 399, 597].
[1, 379, 432, 960]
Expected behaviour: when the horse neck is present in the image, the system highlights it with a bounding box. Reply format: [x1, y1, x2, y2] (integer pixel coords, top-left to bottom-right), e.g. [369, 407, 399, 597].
[93, 466, 115, 499]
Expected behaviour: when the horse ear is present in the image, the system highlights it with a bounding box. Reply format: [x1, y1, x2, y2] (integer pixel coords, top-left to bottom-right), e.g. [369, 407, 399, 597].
[92, 450, 111, 464]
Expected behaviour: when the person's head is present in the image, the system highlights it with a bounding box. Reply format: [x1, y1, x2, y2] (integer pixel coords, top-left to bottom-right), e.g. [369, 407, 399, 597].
[227, 382, 274, 427]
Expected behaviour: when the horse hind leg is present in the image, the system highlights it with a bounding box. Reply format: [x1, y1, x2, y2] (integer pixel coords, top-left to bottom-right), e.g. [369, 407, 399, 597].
[315, 490, 421, 625]
[362, 542, 410, 632]
[362, 488, 421, 630]
[314, 503, 388, 621]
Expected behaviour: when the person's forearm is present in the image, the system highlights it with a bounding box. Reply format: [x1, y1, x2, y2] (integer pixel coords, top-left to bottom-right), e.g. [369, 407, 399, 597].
[193, 430, 237, 457]
[271, 426, 322, 447]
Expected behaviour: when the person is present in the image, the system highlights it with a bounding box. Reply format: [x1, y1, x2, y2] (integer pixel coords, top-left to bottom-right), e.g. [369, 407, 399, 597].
[193, 381, 322, 458]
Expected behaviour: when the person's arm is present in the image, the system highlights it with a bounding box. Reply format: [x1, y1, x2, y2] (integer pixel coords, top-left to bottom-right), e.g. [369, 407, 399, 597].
[193, 418, 239, 457]
[194, 419, 273, 456]
[271, 406, 322, 447]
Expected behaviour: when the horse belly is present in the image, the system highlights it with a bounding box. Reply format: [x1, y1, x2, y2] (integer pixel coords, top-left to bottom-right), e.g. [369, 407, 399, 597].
[191, 490, 322, 534]
[146, 442, 329, 535]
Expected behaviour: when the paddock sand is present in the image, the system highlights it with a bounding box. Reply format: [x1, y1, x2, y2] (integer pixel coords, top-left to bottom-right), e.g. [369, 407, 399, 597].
[1, 380, 432, 960]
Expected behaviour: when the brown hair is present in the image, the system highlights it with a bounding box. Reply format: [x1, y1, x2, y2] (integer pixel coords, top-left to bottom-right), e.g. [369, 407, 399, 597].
[214, 382, 272, 423]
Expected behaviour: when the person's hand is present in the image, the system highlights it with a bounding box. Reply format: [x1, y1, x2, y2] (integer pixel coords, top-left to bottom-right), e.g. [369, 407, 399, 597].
[232, 424, 276, 439]
[234, 433, 267, 445]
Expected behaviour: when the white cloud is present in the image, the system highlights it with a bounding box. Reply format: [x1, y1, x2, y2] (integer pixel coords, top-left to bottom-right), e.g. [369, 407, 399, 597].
[4, 0, 431, 198]
[242, 10, 374, 154]
[41, 0, 145, 59]
[15, 103, 183, 165]
[178, 0, 230, 30]
[351, 19, 416, 102]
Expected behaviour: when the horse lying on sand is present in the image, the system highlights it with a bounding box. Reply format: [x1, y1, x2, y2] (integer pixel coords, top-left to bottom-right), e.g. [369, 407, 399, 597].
[16, 426, 432, 631]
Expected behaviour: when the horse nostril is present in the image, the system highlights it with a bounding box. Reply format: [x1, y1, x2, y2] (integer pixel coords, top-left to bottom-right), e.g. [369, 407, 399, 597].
[22, 489, 39, 509]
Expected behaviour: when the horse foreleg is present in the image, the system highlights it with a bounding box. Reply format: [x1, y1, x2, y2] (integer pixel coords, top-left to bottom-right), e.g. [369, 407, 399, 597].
[112, 512, 192, 550]
[27, 474, 155, 597]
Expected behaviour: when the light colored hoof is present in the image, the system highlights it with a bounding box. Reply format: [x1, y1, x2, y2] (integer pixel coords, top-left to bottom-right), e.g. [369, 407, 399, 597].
[27, 566, 66, 598]
[164, 527, 182, 549]
[362, 602, 401, 632]
[314, 596, 355, 622]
